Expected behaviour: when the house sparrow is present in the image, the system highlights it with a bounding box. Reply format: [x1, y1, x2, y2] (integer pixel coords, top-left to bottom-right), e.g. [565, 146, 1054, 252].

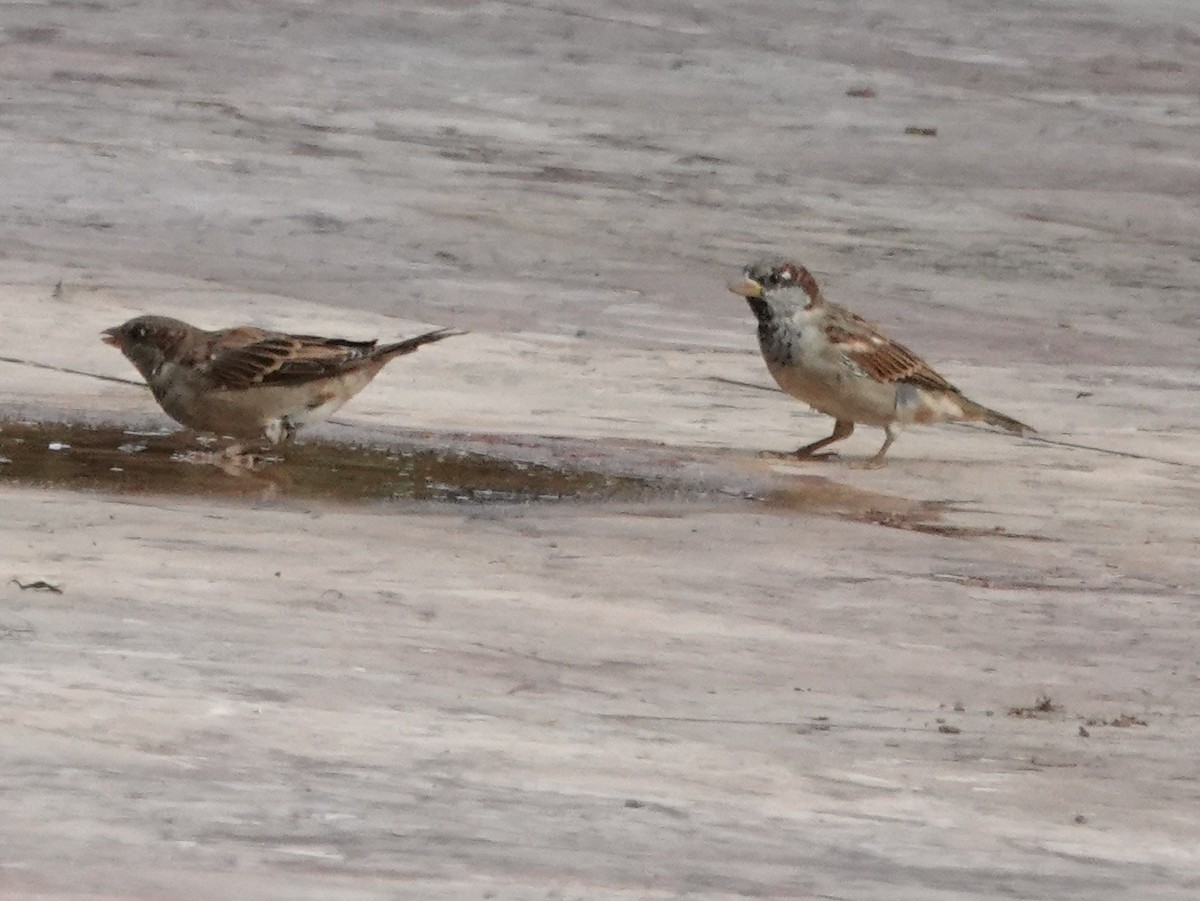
[102, 315, 461, 445]
[729, 259, 1033, 467]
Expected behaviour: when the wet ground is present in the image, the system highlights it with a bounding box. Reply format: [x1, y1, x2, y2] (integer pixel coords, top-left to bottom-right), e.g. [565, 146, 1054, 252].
[0, 418, 1009, 538]
[0, 420, 666, 505]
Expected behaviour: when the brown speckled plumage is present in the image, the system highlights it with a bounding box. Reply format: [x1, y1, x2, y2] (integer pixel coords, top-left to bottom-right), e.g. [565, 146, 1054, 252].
[730, 259, 1033, 466]
[103, 315, 461, 444]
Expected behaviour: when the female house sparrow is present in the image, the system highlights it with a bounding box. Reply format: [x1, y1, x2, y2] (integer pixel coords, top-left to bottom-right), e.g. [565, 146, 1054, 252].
[102, 315, 461, 444]
[729, 259, 1033, 467]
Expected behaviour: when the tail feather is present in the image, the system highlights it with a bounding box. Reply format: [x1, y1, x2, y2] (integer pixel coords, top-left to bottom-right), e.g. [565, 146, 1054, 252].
[958, 396, 1035, 435]
[376, 327, 464, 360]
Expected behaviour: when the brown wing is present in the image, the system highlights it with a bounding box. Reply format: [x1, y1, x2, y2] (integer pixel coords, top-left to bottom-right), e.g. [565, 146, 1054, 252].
[824, 306, 958, 393]
[195, 328, 380, 390]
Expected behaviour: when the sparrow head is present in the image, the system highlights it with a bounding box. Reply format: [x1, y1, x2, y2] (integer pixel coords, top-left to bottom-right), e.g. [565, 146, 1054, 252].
[728, 260, 825, 324]
[102, 315, 194, 380]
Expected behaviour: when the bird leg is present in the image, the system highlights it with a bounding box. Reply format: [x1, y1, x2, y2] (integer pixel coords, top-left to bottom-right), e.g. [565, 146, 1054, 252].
[793, 419, 855, 459]
[853, 425, 897, 470]
[172, 438, 280, 474]
[760, 419, 855, 461]
[279, 418, 299, 445]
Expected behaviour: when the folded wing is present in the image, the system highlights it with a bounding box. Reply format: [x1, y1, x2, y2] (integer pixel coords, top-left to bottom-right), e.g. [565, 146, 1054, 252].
[199, 328, 381, 390]
[824, 308, 958, 394]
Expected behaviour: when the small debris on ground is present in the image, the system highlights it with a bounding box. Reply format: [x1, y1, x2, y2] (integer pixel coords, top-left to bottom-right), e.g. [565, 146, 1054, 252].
[10, 579, 63, 594]
[904, 125, 938, 137]
[1008, 694, 1061, 718]
[1084, 713, 1148, 728]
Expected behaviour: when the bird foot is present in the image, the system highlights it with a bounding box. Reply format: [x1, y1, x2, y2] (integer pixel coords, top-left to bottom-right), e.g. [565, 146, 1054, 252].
[171, 448, 275, 475]
[758, 449, 841, 462]
[799, 451, 842, 462]
[849, 456, 888, 470]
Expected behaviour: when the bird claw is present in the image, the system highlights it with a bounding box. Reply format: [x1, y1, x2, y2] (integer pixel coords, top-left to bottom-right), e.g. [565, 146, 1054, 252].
[171, 449, 272, 475]
[757, 449, 841, 463]
[798, 451, 842, 462]
[850, 456, 888, 470]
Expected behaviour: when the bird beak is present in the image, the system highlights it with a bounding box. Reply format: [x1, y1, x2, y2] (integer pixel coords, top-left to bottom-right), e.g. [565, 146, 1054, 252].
[101, 326, 121, 347]
[727, 277, 763, 299]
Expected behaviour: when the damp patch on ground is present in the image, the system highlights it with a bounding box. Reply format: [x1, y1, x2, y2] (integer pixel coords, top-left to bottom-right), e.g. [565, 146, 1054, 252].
[760, 475, 1053, 541]
[0, 420, 669, 505]
[0, 420, 1045, 539]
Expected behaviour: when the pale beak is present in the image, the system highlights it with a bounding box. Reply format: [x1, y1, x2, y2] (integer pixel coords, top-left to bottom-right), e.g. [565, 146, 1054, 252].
[101, 327, 121, 347]
[727, 277, 763, 299]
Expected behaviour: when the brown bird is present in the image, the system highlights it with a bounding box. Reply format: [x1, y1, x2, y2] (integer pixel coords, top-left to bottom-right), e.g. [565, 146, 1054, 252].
[729, 259, 1033, 467]
[102, 314, 461, 445]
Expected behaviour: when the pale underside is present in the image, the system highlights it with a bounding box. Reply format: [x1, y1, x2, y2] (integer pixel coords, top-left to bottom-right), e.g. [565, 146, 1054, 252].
[759, 303, 970, 429]
[149, 360, 379, 441]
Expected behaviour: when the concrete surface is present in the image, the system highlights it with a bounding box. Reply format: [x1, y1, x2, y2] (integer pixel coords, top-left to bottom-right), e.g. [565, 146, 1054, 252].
[1, 1, 1199, 898]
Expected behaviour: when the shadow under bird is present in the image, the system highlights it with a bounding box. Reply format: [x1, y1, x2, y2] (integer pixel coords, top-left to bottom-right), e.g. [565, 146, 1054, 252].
[729, 259, 1034, 467]
[102, 315, 461, 445]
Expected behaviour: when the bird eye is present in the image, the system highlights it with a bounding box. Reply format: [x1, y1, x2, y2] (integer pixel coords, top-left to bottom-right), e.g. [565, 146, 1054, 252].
[130, 324, 147, 340]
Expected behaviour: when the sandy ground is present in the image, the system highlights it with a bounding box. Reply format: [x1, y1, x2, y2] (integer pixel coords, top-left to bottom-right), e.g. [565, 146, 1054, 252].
[2, 1, 1200, 898]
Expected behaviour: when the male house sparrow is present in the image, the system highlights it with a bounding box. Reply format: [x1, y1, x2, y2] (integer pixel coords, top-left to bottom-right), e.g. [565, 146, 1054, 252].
[102, 314, 461, 444]
[729, 259, 1033, 467]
